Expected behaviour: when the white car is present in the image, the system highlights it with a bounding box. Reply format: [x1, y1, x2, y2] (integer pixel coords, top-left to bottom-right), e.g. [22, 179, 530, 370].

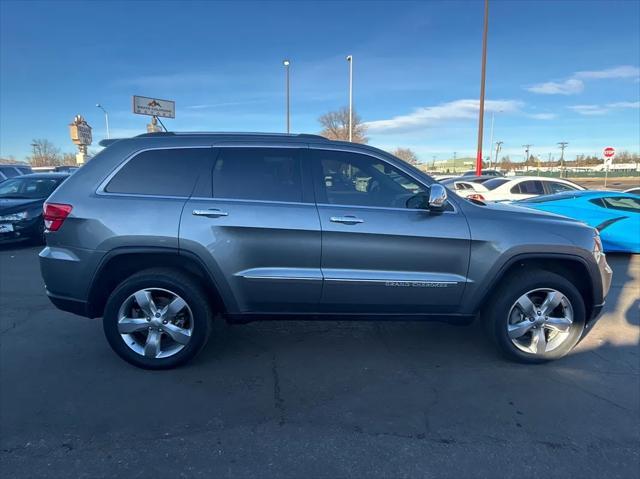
[455, 176, 585, 202]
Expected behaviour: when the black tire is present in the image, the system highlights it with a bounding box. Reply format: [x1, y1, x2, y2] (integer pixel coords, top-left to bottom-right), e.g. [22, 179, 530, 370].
[484, 269, 586, 363]
[103, 268, 213, 369]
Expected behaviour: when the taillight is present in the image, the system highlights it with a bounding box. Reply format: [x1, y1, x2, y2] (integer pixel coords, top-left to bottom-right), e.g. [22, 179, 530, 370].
[43, 203, 73, 231]
[467, 193, 485, 201]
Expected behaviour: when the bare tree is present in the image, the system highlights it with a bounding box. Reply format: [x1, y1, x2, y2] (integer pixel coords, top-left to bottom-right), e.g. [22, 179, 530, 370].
[28, 139, 61, 167]
[499, 156, 513, 171]
[392, 148, 419, 165]
[62, 153, 78, 166]
[318, 107, 368, 143]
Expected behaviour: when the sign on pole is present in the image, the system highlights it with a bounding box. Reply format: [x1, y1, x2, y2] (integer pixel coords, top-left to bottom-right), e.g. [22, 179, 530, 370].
[69, 115, 92, 165]
[132, 96, 175, 118]
[602, 146, 616, 161]
[602, 146, 615, 189]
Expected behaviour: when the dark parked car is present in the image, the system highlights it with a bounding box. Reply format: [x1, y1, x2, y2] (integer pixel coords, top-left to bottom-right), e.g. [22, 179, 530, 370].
[40, 132, 611, 369]
[0, 173, 69, 244]
[0, 164, 32, 181]
[463, 169, 503, 177]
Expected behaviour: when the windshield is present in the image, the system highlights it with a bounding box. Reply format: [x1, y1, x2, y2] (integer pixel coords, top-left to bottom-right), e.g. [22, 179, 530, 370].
[482, 178, 510, 190]
[0, 177, 63, 199]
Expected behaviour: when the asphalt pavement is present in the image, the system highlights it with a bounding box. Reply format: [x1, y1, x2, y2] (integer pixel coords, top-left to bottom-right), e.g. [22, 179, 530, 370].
[1, 245, 638, 478]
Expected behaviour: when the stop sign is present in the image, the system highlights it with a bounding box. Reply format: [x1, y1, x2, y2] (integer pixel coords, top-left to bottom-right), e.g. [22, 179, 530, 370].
[603, 146, 616, 159]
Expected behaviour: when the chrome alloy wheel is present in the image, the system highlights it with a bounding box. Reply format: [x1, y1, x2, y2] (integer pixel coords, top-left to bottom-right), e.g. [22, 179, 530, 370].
[117, 288, 194, 359]
[507, 288, 574, 355]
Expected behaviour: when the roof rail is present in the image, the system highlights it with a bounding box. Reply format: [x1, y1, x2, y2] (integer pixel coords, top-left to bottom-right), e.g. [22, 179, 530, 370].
[98, 139, 121, 147]
[135, 132, 176, 137]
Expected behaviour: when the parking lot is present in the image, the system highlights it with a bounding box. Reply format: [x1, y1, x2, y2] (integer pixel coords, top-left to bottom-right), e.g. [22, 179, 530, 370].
[0, 245, 638, 478]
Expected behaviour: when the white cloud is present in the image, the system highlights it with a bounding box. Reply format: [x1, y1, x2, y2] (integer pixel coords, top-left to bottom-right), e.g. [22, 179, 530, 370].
[526, 78, 584, 95]
[526, 65, 640, 95]
[575, 65, 640, 80]
[606, 101, 640, 109]
[568, 105, 609, 116]
[569, 101, 640, 116]
[364, 99, 523, 133]
[526, 113, 557, 120]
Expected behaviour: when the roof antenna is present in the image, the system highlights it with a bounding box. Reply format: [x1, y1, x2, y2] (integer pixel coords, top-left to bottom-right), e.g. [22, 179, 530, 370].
[155, 116, 169, 132]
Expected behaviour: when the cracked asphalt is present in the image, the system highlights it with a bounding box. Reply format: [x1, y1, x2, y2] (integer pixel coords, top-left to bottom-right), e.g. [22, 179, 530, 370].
[1, 245, 638, 478]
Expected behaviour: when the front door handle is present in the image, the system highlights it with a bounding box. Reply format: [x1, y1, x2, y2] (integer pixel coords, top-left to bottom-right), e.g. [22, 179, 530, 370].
[192, 209, 229, 218]
[330, 215, 364, 225]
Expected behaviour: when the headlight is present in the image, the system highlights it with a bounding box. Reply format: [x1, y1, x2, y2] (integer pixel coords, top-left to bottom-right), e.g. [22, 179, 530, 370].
[0, 211, 28, 222]
[593, 230, 604, 262]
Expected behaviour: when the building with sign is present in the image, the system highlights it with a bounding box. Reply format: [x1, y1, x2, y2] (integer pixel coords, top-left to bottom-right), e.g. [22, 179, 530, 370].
[69, 115, 92, 164]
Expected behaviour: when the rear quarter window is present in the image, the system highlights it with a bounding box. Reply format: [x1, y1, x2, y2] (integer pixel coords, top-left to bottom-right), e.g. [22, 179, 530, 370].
[105, 148, 211, 196]
[591, 196, 640, 213]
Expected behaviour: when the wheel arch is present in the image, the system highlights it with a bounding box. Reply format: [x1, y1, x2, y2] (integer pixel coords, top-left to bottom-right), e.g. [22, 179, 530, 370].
[87, 247, 230, 318]
[475, 253, 597, 320]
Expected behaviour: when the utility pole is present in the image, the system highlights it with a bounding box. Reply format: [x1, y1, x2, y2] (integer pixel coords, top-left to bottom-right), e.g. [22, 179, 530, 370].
[346, 55, 353, 142]
[283, 59, 291, 133]
[494, 141, 503, 168]
[522, 144, 532, 170]
[475, 0, 490, 176]
[558, 142, 568, 178]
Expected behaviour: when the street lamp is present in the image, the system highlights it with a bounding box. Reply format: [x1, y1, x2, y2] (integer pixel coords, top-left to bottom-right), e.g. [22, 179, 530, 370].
[95, 103, 110, 139]
[488, 109, 502, 169]
[283, 59, 290, 134]
[346, 55, 353, 142]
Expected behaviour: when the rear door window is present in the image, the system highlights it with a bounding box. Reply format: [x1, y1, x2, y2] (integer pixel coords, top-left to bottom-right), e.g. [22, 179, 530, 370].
[211, 148, 303, 203]
[512, 180, 544, 195]
[105, 148, 211, 196]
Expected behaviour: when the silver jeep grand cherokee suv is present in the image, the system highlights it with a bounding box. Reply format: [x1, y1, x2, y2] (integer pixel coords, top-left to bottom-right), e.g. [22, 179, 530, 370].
[39, 132, 612, 369]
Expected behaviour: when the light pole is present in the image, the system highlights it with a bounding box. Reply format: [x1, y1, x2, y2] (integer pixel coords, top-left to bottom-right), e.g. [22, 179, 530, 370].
[283, 59, 290, 133]
[487, 109, 502, 169]
[494, 141, 503, 168]
[96, 103, 110, 139]
[346, 55, 353, 142]
[475, 0, 489, 176]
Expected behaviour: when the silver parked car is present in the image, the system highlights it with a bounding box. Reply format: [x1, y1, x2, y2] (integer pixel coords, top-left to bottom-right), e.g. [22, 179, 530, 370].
[39, 132, 612, 369]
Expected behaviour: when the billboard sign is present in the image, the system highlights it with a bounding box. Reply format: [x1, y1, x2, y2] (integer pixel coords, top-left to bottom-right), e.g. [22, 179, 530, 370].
[132, 95, 175, 118]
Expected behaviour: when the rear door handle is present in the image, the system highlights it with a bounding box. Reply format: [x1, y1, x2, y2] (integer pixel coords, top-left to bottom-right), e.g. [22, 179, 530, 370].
[330, 215, 364, 225]
[192, 209, 229, 218]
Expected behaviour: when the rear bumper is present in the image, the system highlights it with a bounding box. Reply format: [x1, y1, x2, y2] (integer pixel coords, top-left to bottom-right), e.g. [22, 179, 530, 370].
[46, 291, 91, 317]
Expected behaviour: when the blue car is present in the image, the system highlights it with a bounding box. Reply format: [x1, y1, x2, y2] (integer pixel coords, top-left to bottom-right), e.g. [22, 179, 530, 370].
[518, 191, 640, 253]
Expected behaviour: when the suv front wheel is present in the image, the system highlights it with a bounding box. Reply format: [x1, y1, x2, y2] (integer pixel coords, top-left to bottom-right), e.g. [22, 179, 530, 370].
[103, 268, 213, 369]
[485, 269, 586, 363]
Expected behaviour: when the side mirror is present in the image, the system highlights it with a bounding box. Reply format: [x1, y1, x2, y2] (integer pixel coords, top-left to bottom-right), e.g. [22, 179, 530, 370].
[406, 184, 448, 211]
[428, 184, 447, 211]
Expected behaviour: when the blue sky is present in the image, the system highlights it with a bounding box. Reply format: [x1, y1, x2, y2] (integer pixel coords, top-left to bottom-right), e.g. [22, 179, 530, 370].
[1, 0, 639, 163]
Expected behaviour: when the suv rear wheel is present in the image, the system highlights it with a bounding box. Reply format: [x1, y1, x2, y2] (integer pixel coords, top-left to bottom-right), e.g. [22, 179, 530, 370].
[103, 268, 213, 369]
[485, 269, 586, 363]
